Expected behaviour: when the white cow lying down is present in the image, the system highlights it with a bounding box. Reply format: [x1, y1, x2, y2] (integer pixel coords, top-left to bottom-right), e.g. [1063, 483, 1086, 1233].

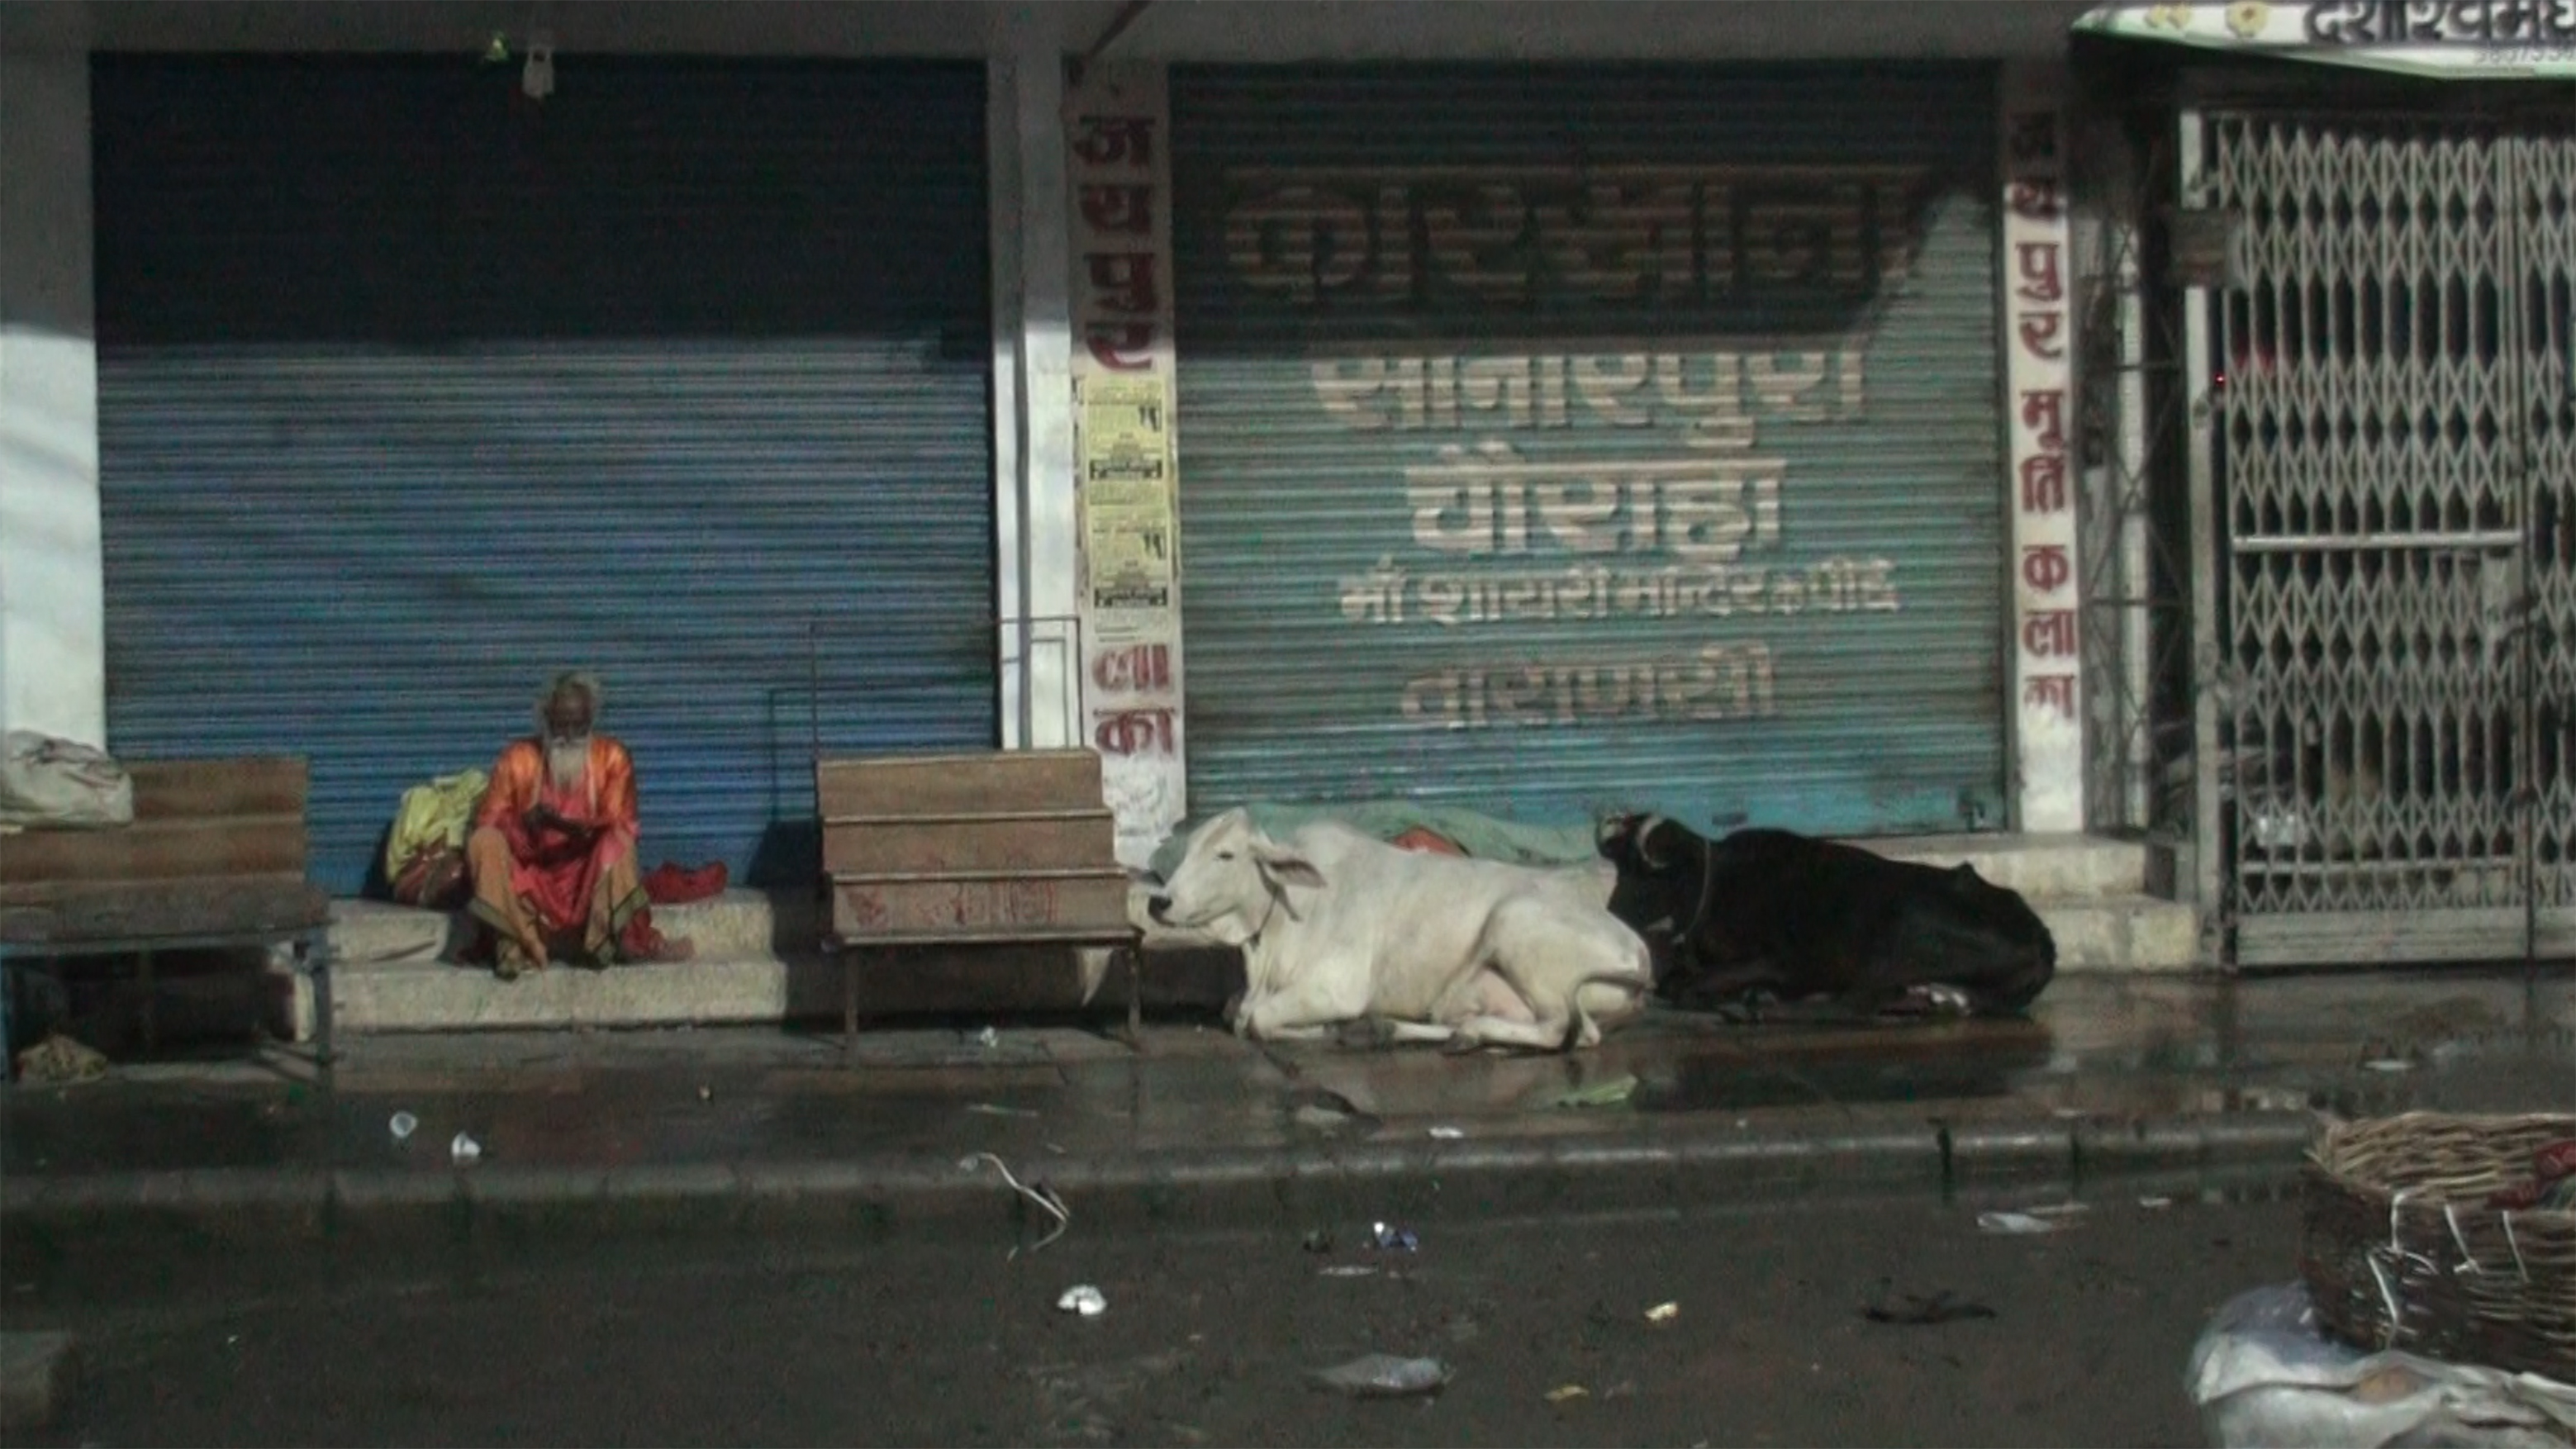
[1143, 808, 1653, 1052]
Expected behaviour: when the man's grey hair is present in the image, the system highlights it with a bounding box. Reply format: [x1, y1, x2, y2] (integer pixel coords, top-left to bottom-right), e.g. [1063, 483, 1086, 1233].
[536, 670, 604, 728]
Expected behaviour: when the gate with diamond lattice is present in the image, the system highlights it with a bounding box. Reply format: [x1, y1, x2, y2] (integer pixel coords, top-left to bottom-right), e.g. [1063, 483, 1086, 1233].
[2181, 108, 2576, 967]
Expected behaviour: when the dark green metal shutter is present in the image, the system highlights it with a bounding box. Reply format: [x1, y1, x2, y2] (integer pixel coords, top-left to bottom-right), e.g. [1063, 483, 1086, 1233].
[92, 56, 996, 893]
[1171, 64, 2007, 838]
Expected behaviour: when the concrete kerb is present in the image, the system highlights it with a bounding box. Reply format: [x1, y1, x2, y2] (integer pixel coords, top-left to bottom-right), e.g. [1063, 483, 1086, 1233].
[0, 1109, 2326, 1250]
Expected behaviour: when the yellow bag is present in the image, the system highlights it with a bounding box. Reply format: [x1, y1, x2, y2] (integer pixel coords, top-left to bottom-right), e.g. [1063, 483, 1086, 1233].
[383, 767, 490, 881]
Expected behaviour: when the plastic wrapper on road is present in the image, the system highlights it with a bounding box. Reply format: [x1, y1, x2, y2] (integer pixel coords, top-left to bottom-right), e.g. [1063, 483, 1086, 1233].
[2187, 1282, 2576, 1449]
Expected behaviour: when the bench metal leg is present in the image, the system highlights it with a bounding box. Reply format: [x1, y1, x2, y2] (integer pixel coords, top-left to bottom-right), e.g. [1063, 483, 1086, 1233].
[839, 946, 859, 1064]
[137, 948, 158, 1057]
[306, 929, 335, 1076]
[1125, 945, 1143, 1050]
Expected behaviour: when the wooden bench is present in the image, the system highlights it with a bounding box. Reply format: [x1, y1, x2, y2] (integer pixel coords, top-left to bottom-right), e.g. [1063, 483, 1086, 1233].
[0, 757, 333, 1082]
[816, 749, 1141, 1054]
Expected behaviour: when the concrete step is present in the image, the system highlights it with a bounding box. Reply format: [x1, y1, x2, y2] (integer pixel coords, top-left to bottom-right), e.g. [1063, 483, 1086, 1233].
[326, 889, 815, 970]
[287, 894, 2202, 1038]
[1862, 832, 2159, 900]
[2039, 894, 2202, 973]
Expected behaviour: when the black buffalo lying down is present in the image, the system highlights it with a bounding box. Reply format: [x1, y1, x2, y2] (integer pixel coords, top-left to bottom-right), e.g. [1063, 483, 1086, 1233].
[1595, 815, 2057, 1020]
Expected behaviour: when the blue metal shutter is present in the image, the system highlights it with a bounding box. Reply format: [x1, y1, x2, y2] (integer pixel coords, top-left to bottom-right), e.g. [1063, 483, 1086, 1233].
[1171, 64, 2008, 838]
[92, 56, 996, 893]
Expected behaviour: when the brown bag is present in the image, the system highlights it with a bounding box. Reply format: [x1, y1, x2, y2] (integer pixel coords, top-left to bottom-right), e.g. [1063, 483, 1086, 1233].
[392, 844, 470, 910]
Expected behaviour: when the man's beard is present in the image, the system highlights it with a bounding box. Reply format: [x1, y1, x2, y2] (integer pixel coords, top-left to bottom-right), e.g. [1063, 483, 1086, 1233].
[544, 734, 591, 794]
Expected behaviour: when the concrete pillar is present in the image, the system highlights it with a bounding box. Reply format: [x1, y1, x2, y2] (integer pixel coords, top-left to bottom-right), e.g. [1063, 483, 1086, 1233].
[987, 42, 1081, 750]
[0, 48, 104, 748]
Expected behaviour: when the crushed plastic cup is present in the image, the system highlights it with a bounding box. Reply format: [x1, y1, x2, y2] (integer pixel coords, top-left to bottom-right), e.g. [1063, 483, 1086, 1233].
[976, 1026, 1001, 1049]
[449, 1132, 483, 1166]
[1056, 1285, 1107, 1317]
[1311, 1353, 1452, 1399]
[1369, 1221, 1419, 1252]
[387, 1111, 419, 1143]
[1646, 1301, 1680, 1323]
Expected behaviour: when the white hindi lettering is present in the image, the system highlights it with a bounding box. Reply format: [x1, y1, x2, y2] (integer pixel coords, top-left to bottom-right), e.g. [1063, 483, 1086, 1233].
[1340, 553, 1899, 626]
[1399, 644, 1779, 730]
[1223, 164, 1929, 304]
[1313, 348, 1865, 434]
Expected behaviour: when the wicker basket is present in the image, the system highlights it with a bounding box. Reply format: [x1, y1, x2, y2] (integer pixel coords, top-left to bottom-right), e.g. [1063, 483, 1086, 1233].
[2299, 1112, 2576, 1384]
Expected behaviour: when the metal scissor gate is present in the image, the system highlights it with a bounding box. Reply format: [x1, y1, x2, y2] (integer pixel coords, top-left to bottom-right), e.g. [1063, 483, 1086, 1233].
[2185, 109, 2575, 967]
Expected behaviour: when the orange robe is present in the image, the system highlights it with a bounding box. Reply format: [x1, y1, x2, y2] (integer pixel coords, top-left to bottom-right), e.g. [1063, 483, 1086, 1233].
[466, 735, 663, 966]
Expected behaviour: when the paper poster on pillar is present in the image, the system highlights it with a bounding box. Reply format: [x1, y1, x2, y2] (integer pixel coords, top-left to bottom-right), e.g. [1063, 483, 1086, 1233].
[1066, 63, 1188, 867]
[2000, 63, 2084, 834]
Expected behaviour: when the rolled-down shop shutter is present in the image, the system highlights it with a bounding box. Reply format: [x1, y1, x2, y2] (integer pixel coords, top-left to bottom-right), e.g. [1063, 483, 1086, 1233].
[1171, 65, 2009, 839]
[91, 56, 997, 894]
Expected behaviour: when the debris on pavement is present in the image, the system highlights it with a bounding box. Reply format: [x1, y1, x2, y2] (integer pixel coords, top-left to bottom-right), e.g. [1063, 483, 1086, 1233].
[1545, 1384, 1590, 1404]
[1055, 1285, 1107, 1317]
[13, 1033, 108, 1085]
[1549, 1074, 1639, 1109]
[2139, 1195, 2175, 1209]
[1368, 1221, 1420, 1252]
[449, 1132, 483, 1166]
[975, 1025, 1000, 1049]
[696, 1084, 714, 1103]
[1428, 1125, 1466, 1140]
[964, 1102, 1040, 1119]
[1301, 1228, 1334, 1254]
[958, 1152, 1071, 1257]
[1319, 1265, 1379, 1278]
[1646, 1301, 1680, 1324]
[1310, 1354, 1452, 1399]
[1862, 1280, 1998, 1326]
[1287, 1087, 1373, 1133]
[387, 1111, 418, 1143]
[1977, 1209, 2077, 1235]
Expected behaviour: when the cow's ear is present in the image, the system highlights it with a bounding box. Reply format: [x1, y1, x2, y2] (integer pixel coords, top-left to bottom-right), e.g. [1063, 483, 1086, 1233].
[1634, 815, 1672, 872]
[1250, 840, 1325, 890]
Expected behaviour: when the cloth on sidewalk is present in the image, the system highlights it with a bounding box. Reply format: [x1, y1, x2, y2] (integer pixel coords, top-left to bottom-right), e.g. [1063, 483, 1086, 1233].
[1145, 801, 1602, 879]
[14, 1033, 110, 1085]
[0, 732, 132, 832]
[643, 861, 728, 907]
[383, 767, 488, 908]
[2187, 1281, 2576, 1449]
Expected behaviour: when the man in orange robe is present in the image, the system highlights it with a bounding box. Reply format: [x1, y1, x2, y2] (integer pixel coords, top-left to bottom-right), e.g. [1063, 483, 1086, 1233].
[465, 672, 692, 978]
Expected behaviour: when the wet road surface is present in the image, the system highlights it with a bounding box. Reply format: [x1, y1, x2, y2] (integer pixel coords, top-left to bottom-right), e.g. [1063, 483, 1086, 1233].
[7, 1195, 2294, 1447]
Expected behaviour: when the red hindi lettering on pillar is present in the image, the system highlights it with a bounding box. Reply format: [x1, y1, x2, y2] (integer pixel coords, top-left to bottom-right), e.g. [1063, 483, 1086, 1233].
[1091, 643, 1172, 695]
[2018, 453, 2069, 514]
[1085, 253, 1161, 315]
[2021, 543, 2072, 595]
[2021, 673, 2078, 720]
[2014, 241, 2064, 303]
[2018, 311, 2065, 361]
[2018, 388, 2067, 450]
[1084, 321, 1157, 371]
[1078, 183, 1156, 236]
[2021, 609, 2079, 658]
[1070, 115, 1154, 169]
[1094, 706, 1176, 758]
[2008, 176, 2063, 221]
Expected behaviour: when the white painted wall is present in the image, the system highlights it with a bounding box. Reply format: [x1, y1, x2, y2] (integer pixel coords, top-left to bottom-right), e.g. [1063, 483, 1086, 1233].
[1001, 42, 1083, 751]
[0, 46, 104, 748]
